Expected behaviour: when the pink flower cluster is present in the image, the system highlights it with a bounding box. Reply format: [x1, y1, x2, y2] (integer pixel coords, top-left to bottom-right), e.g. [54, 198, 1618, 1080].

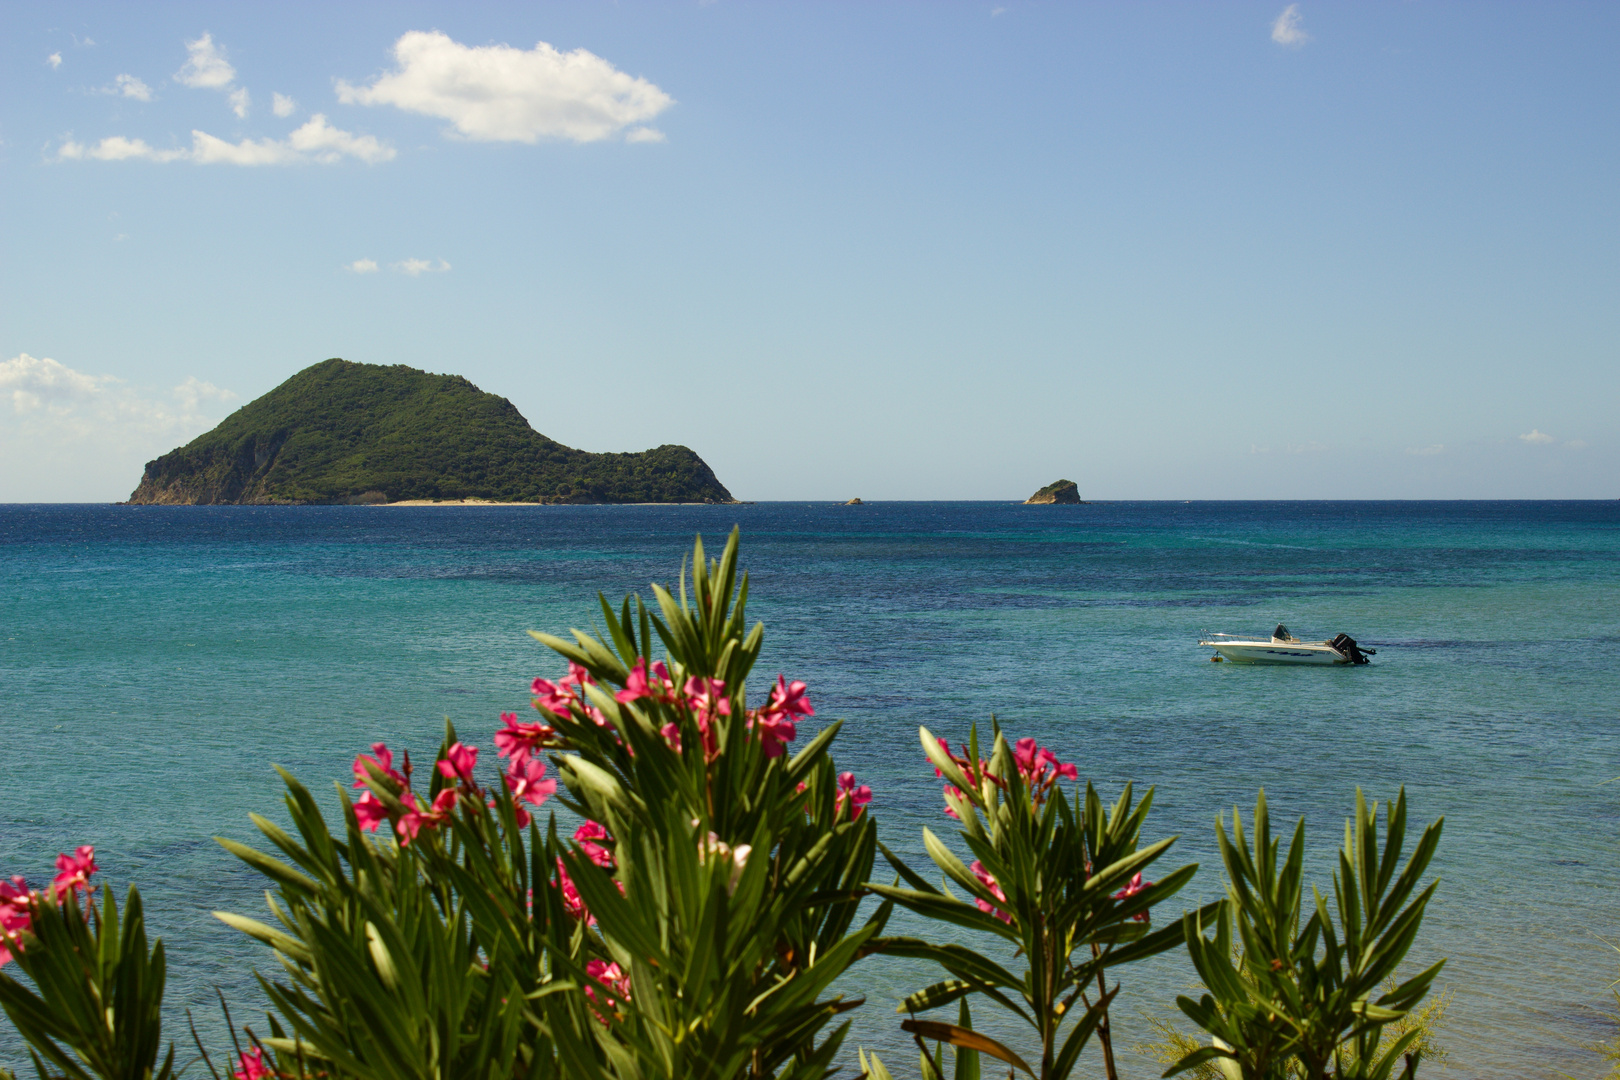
[1113, 871, 1153, 923]
[553, 821, 617, 927]
[611, 657, 813, 762]
[933, 736, 1080, 818]
[835, 772, 872, 820]
[969, 860, 1012, 924]
[232, 1046, 272, 1080]
[933, 738, 992, 820]
[1012, 738, 1079, 786]
[352, 735, 558, 843]
[0, 846, 99, 966]
[584, 958, 632, 1023]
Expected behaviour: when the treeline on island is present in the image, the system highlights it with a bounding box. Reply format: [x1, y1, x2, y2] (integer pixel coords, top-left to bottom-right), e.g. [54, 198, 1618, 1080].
[126, 358, 735, 505]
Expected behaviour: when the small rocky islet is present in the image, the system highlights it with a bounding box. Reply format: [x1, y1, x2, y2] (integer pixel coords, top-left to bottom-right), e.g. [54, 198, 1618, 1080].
[1024, 479, 1084, 504]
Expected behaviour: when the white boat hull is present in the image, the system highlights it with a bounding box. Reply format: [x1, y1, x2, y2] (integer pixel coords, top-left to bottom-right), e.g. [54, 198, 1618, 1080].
[1203, 642, 1349, 665]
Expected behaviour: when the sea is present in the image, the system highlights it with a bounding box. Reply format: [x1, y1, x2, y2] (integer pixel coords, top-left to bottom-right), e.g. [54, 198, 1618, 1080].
[2, 500, 1618, 1078]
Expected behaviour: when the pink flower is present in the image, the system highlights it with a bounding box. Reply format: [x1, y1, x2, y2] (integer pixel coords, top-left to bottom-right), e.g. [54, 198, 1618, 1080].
[397, 789, 458, 846]
[574, 821, 615, 868]
[835, 772, 872, 819]
[232, 1047, 272, 1080]
[0, 876, 32, 966]
[437, 742, 479, 783]
[556, 859, 594, 925]
[970, 860, 1012, 924]
[1113, 872, 1152, 922]
[51, 845, 97, 900]
[683, 676, 731, 717]
[352, 743, 406, 789]
[616, 658, 675, 704]
[495, 712, 554, 766]
[659, 722, 682, 752]
[1012, 738, 1078, 789]
[353, 791, 389, 833]
[766, 675, 814, 718]
[754, 711, 796, 758]
[933, 738, 952, 778]
[561, 662, 595, 690]
[505, 756, 558, 809]
[584, 958, 632, 1021]
[530, 678, 575, 718]
[1013, 738, 1039, 774]
[943, 785, 966, 820]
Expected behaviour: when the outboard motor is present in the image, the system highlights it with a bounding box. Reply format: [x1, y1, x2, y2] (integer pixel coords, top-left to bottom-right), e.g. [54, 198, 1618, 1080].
[1329, 633, 1375, 665]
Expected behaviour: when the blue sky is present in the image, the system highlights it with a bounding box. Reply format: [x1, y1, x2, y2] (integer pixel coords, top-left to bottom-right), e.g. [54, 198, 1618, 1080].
[3, 1, 1616, 501]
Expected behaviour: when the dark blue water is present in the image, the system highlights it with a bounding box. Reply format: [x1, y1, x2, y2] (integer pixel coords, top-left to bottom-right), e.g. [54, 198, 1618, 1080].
[3, 501, 1618, 1077]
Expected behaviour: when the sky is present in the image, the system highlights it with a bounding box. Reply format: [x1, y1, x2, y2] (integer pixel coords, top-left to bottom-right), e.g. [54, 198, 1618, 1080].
[2, 1, 1616, 501]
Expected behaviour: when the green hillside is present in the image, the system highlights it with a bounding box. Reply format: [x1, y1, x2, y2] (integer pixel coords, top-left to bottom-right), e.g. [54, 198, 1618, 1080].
[127, 359, 734, 505]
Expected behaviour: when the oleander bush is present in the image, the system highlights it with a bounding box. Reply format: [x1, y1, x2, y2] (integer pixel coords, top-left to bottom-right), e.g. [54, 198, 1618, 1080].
[0, 529, 1447, 1080]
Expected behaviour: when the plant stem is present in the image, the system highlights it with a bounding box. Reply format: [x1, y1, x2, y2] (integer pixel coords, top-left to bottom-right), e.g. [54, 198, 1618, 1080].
[1092, 945, 1119, 1080]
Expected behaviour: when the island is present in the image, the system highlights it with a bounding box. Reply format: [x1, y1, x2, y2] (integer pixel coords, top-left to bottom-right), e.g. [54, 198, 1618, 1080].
[126, 359, 735, 505]
[1024, 479, 1084, 504]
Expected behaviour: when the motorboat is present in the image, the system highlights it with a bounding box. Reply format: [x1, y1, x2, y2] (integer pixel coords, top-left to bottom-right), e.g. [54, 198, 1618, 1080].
[1198, 624, 1374, 666]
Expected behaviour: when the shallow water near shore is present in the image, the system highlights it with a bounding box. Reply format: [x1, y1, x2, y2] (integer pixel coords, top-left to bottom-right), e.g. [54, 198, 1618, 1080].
[2, 500, 1618, 1077]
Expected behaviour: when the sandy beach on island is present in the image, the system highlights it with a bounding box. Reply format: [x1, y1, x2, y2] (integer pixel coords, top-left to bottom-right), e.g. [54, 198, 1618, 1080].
[383, 499, 743, 506]
[383, 498, 542, 506]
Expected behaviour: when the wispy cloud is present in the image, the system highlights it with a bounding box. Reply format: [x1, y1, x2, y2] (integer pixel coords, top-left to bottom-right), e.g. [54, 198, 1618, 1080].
[1519, 429, 1555, 445]
[272, 92, 296, 118]
[0, 353, 235, 437]
[115, 74, 153, 101]
[1405, 444, 1445, 457]
[47, 52, 63, 70]
[175, 32, 235, 89]
[1271, 4, 1311, 47]
[58, 115, 394, 166]
[336, 30, 674, 144]
[228, 87, 250, 118]
[1286, 441, 1328, 455]
[345, 258, 379, 274]
[394, 258, 451, 276]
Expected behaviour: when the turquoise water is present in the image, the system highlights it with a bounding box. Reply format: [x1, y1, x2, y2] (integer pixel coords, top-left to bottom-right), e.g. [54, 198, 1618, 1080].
[2, 501, 1618, 1077]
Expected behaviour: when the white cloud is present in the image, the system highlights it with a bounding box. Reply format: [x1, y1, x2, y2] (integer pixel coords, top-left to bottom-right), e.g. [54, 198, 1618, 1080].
[1250, 444, 1272, 455]
[991, 6, 1008, 16]
[272, 92, 297, 117]
[228, 87, 250, 118]
[0, 355, 238, 500]
[1406, 444, 1445, 457]
[1271, 4, 1311, 47]
[0, 353, 110, 413]
[345, 258, 379, 273]
[1519, 429, 1555, 444]
[394, 258, 451, 276]
[0, 354, 235, 432]
[336, 30, 674, 144]
[1286, 441, 1328, 455]
[285, 114, 394, 163]
[58, 115, 394, 166]
[58, 136, 187, 163]
[624, 126, 666, 144]
[175, 32, 236, 89]
[47, 52, 63, 70]
[114, 74, 154, 101]
[1565, 439, 1589, 450]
